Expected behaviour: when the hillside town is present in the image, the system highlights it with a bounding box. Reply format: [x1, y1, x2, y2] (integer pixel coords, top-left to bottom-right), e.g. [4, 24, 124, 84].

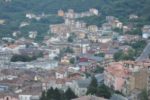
[0, 8, 150, 100]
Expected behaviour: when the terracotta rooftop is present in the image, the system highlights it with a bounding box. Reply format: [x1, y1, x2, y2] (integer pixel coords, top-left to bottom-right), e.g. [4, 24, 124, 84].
[105, 62, 129, 78]
[72, 95, 107, 100]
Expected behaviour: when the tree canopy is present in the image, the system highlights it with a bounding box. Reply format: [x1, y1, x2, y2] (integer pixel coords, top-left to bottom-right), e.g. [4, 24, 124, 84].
[86, 76, 112, 99]
[40, 87, 77, 100]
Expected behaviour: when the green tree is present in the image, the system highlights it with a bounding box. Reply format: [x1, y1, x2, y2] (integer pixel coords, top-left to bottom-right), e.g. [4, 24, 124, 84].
[65, 88, 77, 100]
[96, 84, 112, 99]
[130, 40, 147, 57]
[67, 33, 76, 43]
[40, 91, 47, 100]
[65, 47, 74, 54]
[113, 49, 135, 61]
[113, 50, 124, 61]
[125, 28, 142, 35]
[93, 66, 104, 73]
[125, 49, 135, 60]
[11, 54, 37, 62]
[69, 58, 75, 64]
[77, 15, 106, 27]
[68, 36, 73, 42]
[86, 76, 98, 95]
[139, 89, 149, 100]
[94, 53, 105, 57]
[53, 88, 61, 100]
[46, 88, 63, 100]
[86, 77, 112, 98]
[113, 28, 123, 34]
[47, 87, 54, 99]
[68, 36, 74, 42]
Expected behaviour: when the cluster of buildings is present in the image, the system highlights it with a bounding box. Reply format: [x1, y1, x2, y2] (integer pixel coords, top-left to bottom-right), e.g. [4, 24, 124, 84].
[25, 13, 46, 21]
[58, 8, 99, 18]
[50, 12, 125, 42]
[0, 8, 150, 100]
[0, 37, 105, 99]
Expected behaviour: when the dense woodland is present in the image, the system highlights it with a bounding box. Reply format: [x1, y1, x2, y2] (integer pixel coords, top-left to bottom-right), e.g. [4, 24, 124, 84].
[0, 0, 150, 39]
[1, 0, 150, 16]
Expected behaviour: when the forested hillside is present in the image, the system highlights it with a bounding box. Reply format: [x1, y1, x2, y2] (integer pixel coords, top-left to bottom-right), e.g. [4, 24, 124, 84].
[1, 0, 150, 17]
[0, 0, 150, 39]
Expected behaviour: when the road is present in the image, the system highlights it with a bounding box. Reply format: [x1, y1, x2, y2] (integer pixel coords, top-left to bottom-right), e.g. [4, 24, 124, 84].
[136, 42, 150, 61]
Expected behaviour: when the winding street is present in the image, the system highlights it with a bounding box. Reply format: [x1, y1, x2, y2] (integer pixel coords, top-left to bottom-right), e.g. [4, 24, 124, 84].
[136, 42, 150, 61]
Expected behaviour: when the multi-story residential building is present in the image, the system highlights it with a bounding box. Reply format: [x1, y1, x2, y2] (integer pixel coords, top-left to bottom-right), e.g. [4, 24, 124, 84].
[0, 94, 18, 100]
[102, 23, 112, 31]
[146, 66, 150, 100]
[18, 82, 42, 100]
[58, 9, 65, 17]
[74, 21, 86, 29]
[26, 59, 58, 70]
[105, 16, 123, 29]
[110, 20, 123, 29]
[122, 61, 150, 97]
[50, 24, 71, 38]
[64, 19, 75, 26]
[28, 31, 37, 39]
[123, 26, 131, 33]
[98, 36, 112, 43]
[48, 48, 60, 60]
[61, 56, 70, 64]
[0, 50, 12, 68]
[129, 14, 139, 20]
[118, 35, 141, 43]
[65, 9, 75, 19]
[0, 19, 5, 25]
[89, 8, 99, 16]
[122, 68, 147, 96]
[104, 62, 129, 91]
[88, 25, 99, 32]
[55, 67, 68, 79]
[142, 25, 150, 39]
[106, 16, 117, 23]
[64, 8, 99, 19]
